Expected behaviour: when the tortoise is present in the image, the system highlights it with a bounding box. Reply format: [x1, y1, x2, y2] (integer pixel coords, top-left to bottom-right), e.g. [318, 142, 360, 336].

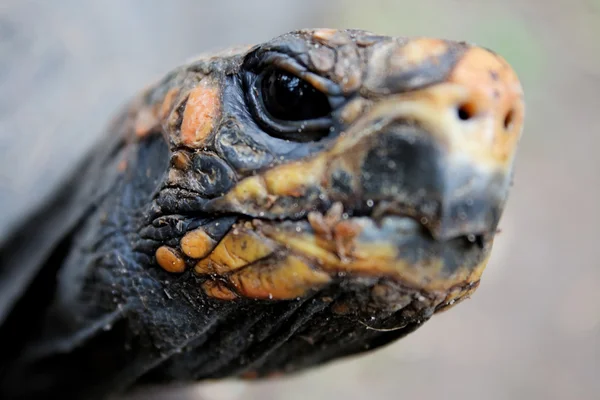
[0, 29, 525, 399]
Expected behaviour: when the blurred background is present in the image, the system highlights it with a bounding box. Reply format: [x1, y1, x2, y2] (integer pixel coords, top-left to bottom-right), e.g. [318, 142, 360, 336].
[0, 0, 598, 399]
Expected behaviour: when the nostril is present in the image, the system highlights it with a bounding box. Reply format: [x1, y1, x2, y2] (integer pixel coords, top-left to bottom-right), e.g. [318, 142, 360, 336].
[457, 102, 476, 121]
[453, 234, 486, 250]
[503, 109, 515, 130]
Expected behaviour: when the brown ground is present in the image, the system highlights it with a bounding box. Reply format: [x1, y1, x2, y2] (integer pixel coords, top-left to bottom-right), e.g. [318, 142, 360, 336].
[1, 1, 598, 399]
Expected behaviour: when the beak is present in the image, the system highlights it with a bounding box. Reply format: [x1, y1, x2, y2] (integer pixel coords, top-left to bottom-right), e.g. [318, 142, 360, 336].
[331, 47, 525, 241]
[359, 122, 510, 241]
[356, 115, 510, 241]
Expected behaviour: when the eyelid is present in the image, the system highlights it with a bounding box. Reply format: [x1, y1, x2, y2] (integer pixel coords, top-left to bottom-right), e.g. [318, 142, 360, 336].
[271, 58, 343, 97]
[251, 52, 343, 96]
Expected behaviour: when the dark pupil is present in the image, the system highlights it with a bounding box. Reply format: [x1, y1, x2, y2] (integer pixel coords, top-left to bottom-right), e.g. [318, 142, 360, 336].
[261, 70, 331, 121]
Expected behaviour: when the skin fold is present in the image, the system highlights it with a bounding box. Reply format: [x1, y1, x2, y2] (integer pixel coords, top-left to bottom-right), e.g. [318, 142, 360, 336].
[0, 29, 524, 399]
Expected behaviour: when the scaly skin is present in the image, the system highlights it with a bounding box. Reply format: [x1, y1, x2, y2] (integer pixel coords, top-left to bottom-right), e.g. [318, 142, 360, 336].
[0, 29, 524, 399]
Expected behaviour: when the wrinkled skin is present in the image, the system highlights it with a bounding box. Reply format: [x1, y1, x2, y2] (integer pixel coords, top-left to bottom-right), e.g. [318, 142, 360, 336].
[0, 29, 524, 399]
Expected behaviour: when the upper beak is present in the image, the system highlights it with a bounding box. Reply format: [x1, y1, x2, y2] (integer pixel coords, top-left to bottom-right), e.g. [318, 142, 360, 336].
[331, 47, 525, 240]
[356, 120, 510, 241]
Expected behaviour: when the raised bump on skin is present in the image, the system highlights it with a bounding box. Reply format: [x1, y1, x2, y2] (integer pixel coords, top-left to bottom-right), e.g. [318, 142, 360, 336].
[180, 78, 220, 147]
[389, 38, 448, 70]
[134, 107, 159, 138]
[228, 255, 331, 300]
[263, 157, 326, 197]
[180, 229, 216, 259]
[219, 155, 327, 209]
[312, 29, 350, 46]
[155, 246, 186, 273]
[194, 229, 275, 275]
[171, 151, 191, 170]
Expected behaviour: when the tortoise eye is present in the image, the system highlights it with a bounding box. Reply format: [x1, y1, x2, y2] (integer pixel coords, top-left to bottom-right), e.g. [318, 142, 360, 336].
[261, 69, 331, 121]
[243, 65, 336, 142]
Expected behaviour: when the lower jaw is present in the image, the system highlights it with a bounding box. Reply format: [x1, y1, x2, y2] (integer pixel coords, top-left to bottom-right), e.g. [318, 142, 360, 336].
[195, 214, 490, 309]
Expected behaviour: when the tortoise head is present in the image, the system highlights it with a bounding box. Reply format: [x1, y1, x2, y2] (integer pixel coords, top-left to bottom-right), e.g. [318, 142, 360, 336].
[144, 28, 523, 375]
[0, 28, 526, 397]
